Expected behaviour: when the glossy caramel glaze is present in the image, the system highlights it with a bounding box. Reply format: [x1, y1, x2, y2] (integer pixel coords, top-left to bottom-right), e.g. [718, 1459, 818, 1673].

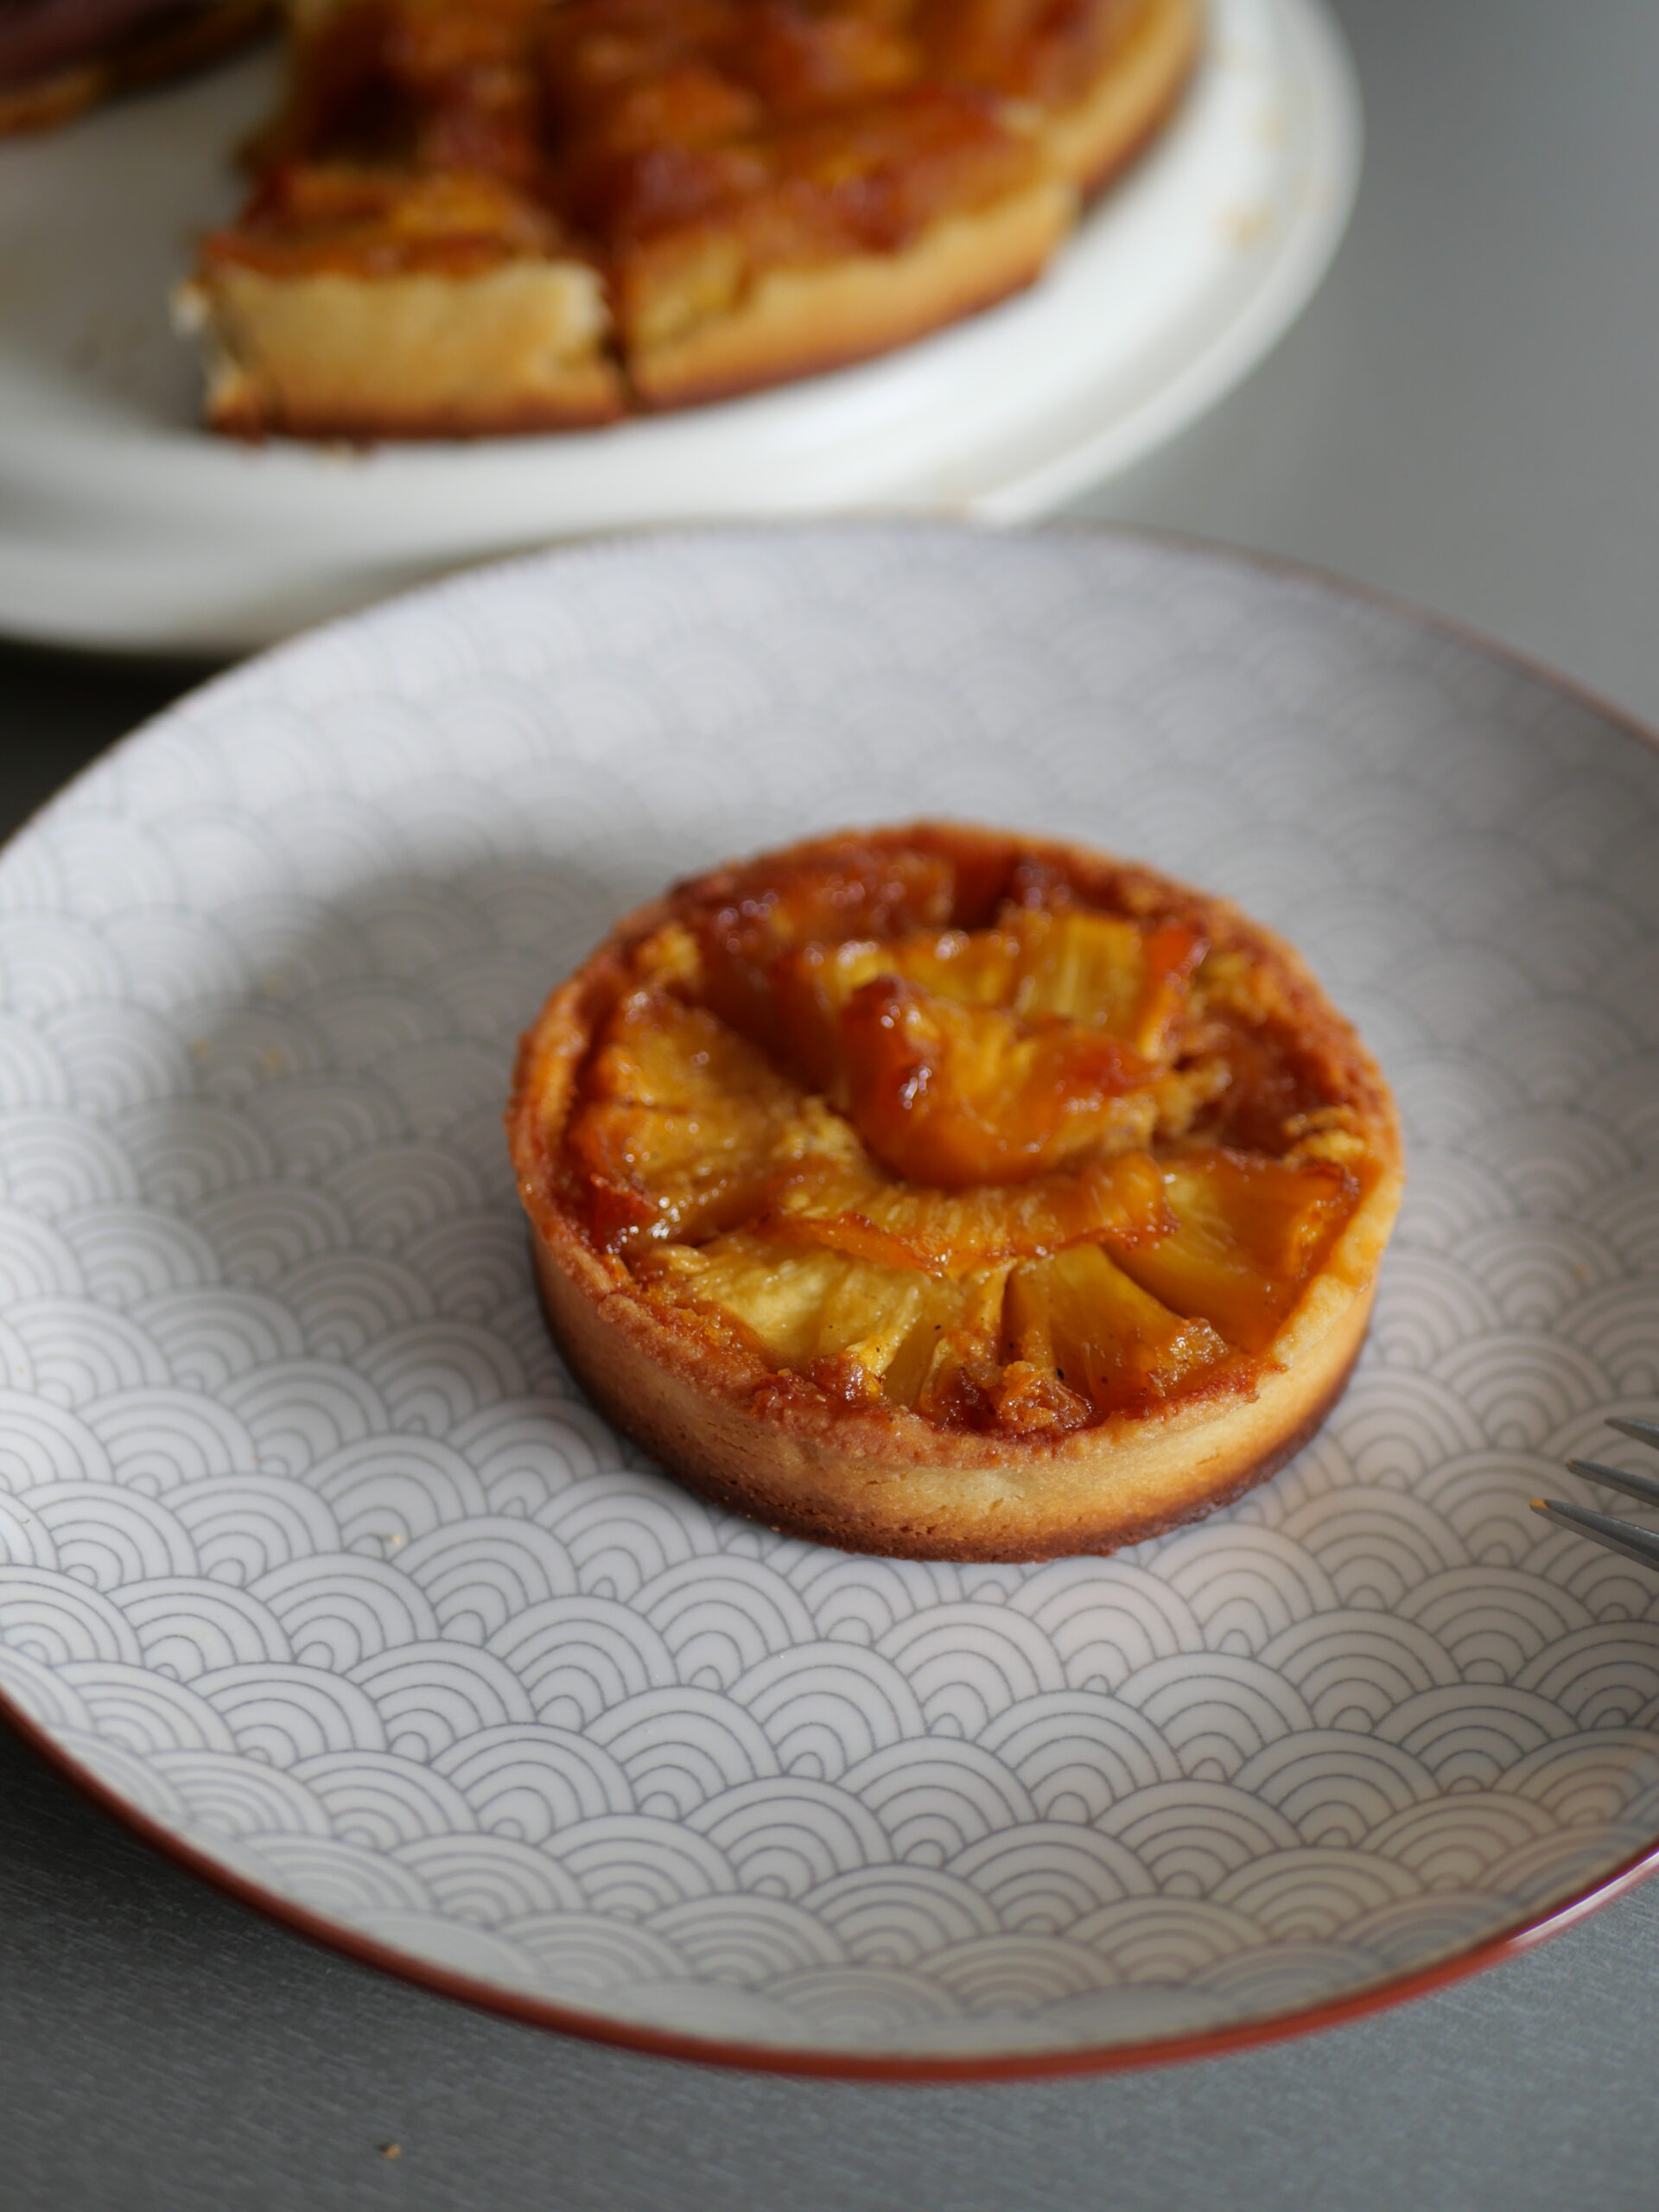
[512, 826, 1402, 1480]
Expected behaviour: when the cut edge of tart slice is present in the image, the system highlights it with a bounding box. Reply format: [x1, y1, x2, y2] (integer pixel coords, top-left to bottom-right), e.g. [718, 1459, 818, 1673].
[178, 259, 623, 439]
[177, 167, 624, 437]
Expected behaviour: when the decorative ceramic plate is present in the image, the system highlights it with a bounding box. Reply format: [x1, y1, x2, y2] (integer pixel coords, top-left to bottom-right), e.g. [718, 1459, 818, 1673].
[0, 0, 1356, 654]
[3, 525, 1659, 2078]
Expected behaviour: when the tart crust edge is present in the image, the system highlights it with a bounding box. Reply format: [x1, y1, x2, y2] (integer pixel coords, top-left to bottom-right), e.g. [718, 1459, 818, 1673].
[625, 174, 1077, 413]
[526, 1212, 1388, 1560]
[1045, 0, 1204, 196]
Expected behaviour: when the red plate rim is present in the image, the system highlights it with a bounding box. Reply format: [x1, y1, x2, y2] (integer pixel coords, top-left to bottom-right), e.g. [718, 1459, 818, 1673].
[8, 1679, 1659, 2081]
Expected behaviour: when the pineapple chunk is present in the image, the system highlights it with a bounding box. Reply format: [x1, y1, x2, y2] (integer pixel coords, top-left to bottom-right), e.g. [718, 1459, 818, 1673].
[836, 976, 1154, 1185]
[758, 1148, 1172, 1274]
[770, 929, 1020, 1090]
[583, 988, 799, 1114]
[813, 1255, 1008, 1413]
[643, 1235, 853, 1368]
[645, 1231, 1007, 1409]
[1006, 1243, 1230, 1412]
[791, 929, 1021, 1010]
[768, 910, 1204, 1089]
[1106, 1148, 1355, 1351]
[694, 845, 957, 1048]
[630, 921, 703, 994]
[1007, 911, 1205, 1060]
[569, 989, 844, 1247]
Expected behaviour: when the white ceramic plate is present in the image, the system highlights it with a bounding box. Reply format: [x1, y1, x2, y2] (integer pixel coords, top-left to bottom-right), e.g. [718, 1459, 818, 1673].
[4, 524, 1659, 2077]
[0, 0, 1357, 655]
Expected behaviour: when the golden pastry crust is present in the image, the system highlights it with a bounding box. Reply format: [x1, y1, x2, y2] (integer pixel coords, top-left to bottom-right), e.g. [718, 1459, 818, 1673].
[507, 824, 1404, 1561]
[182, 0, 1203, 437]
[1041, 0, 1204, 194]
[178, 259, 622, 437]
[626, 174, 1074, 410]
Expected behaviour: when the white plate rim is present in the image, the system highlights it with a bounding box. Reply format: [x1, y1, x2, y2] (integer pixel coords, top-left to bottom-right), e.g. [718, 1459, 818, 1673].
[0, 0, 1360, 655]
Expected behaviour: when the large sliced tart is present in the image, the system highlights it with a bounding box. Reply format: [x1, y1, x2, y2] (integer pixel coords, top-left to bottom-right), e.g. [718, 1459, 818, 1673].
[507, 823, 1403, 1561]
[180, 0, 1200, 435]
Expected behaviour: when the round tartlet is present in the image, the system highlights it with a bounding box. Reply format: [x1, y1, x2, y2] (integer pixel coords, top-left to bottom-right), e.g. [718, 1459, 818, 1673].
[508, 824, 1403, 1561]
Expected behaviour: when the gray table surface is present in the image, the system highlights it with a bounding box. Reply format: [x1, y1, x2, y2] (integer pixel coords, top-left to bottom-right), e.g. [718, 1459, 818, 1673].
[6, 1, 1659, 2204]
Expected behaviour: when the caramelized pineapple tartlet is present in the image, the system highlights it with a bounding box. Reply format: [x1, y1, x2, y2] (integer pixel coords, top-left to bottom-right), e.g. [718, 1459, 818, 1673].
[508, 826, 1403, 1560]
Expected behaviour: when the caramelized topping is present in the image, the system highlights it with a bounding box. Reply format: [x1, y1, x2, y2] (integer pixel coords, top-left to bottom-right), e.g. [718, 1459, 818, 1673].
[556, 830, 1381, 1434]
[916, 0, 1142, 108]
[757, 1147, 1172, 1273]
[564, 988, 842, 1246]
[640, 1230, 1009, 1416]
[207, 0, 1061, 296]
[201, 164, 570, 278]
[1005, 1243, 1232, 1411]
[835, 975, 1152, 1185]
[1109, 1149, 1355, 1352]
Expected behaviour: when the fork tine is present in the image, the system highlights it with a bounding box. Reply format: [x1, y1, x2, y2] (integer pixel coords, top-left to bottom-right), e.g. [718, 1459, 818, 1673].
[1531, 1497, 1659, 1573]
[1607, 1417, 1659, 1454]
[1566, 1457, 1659, 1510]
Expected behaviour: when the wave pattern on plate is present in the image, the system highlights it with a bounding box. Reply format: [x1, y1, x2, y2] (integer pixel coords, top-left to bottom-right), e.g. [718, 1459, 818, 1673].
[2, 529, 1659, 2060]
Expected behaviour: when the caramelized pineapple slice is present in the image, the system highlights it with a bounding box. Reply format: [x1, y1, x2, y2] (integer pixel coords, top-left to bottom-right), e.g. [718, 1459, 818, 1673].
[1007, 911, 1205, 1060]
[644, 1231, 1007, 1409]
[768, 909, 1204, 1088]
[642, 1235, 851, 1368]
[589, 987, 801, 1108]
[569, 988, 848, 1246]
[813, 1253, 1009, 1413]
[695, 844, 957, 1047]
[1005, 1243, 1230, 1412]
[771, 929, 1020, 1090]
[836, 976, 1154, 1185]
[1106, 1149, 1356, 1351]
[629, 921, 703, 994]
[758, 1147, 1172, 1274]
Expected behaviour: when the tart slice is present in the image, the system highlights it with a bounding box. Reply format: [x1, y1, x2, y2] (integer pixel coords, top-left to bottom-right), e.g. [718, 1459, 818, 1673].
[508, 824, 1402, 1561]
[178, 0, 624, 435]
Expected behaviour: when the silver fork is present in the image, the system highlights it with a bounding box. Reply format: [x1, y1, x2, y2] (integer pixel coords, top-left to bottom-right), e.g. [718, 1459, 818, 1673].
[1531, 1419, 1659, 1572]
